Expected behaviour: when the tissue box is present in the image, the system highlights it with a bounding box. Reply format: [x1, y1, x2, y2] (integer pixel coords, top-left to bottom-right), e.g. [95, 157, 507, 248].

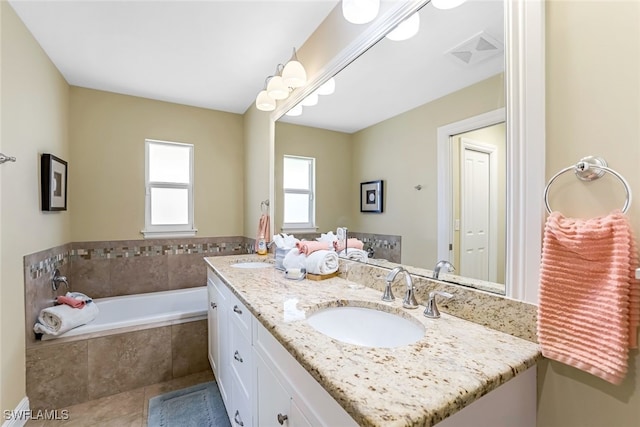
[275, 248, 288, 270]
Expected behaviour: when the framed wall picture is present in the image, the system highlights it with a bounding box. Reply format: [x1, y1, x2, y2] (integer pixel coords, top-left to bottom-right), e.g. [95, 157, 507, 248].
[360, 180, 383, 213]
[41, 153, 67, 211]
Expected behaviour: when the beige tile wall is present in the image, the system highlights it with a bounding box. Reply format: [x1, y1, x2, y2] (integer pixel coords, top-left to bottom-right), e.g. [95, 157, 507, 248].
[26, 320, 208, 411]
[24, 236, 252, 346]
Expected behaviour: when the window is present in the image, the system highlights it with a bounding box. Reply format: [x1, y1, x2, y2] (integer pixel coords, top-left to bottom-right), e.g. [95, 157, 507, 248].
[142, 139, 196, 238]
[283, 155, 315, 231]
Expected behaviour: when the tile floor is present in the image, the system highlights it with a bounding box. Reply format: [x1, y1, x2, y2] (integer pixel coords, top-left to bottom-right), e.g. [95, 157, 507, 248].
[25, 369, 215, 427]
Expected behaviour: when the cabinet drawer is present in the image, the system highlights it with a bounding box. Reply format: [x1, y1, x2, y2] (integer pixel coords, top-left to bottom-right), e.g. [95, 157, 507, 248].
[229, 317, 252, 398]
[228, 293, 251, 341]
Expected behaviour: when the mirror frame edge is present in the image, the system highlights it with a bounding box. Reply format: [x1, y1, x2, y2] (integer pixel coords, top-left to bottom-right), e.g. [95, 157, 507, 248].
[268, 0, 546, 304]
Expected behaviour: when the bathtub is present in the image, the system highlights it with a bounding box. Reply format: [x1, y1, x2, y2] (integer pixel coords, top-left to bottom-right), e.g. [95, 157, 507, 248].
[42, 286, 207, 340]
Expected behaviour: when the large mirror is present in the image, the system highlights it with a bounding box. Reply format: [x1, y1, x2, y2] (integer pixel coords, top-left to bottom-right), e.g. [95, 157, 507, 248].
[273, 0, 517, 295]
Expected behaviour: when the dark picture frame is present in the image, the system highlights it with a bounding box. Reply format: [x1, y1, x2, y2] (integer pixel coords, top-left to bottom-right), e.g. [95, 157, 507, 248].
[360, 180, 383, 213]
[41, 153, 68, 211]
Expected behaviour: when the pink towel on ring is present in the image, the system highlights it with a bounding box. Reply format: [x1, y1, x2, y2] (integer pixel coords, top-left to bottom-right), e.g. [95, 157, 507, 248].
[295, 240, 331, 256]
[334, 238, 364, 253]
[537, 210, 639, 385]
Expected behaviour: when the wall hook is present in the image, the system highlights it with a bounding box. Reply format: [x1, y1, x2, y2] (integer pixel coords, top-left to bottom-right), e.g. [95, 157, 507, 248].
[0, 153, 16, 164]
[414, 185, 423, 190]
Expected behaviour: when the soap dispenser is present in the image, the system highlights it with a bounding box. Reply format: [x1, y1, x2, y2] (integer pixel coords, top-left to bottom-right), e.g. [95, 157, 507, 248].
[257, 235, 267, 255]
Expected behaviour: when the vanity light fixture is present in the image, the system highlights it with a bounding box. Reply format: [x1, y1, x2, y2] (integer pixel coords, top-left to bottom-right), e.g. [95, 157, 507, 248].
[267, 65, 289, 100]
[255, 47, 308, 112]
[255, 77, 276, 112]
[386, 11, 420, 41]
[342, 0, 380, 24]
[431, 0, 468, 10]
[282, 48, 307, 88]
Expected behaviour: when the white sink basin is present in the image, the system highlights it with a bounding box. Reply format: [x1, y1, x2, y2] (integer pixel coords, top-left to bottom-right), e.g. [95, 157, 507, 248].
[231, 262, 273, 269]
[306, 306, 425, 348]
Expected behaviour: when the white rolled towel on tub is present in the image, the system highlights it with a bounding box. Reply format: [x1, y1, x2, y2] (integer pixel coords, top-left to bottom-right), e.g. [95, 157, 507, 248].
[305, 250, 339, 275]
[33, 302, 99, 336]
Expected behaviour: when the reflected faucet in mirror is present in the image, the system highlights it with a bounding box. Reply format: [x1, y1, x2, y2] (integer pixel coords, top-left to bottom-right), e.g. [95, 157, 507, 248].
[433, 260, 455, 280]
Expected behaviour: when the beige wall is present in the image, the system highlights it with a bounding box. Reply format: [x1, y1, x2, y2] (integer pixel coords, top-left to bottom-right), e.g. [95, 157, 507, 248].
[69, 87, 244, 241]
[351, 75, 504, 269]
[243, 104, 272, 242]
[0, 1, 71, 412]
[274, 122, 352, 232]
[538, 1, 640, 426]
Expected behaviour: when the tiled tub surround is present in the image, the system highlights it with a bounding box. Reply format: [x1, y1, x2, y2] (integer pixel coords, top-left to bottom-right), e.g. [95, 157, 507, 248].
[24, 236, 251, 346]
[26, 319, 210, 411]
[205, 255, 541, 427]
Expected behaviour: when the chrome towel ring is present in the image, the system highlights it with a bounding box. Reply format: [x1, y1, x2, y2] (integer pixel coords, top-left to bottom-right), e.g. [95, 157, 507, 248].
[544, 156, 632, 214]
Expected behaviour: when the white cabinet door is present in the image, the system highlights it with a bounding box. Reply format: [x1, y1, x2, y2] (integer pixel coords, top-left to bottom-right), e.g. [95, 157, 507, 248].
[207, 278, 219, 376]
[213, 276, 230, 411]
[256, 353, 290, 427]
[289, 400, 313, 427]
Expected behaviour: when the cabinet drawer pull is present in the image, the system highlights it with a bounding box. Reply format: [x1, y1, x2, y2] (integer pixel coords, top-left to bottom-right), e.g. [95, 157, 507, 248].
[234, 350, 243, 363]
[233, 305, 243, 314]
[234, 410, 244, 426]
[277, 413, 289, 425]
[210, 302, 217, 309]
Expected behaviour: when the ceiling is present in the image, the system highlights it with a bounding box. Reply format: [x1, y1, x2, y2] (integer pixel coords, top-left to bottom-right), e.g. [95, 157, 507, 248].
[8, 0, 503, 133]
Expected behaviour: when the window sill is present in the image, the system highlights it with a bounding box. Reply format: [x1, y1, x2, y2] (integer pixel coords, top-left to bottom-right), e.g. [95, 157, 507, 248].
[141, 229, 197, 239]
[280, 226, 319, 234]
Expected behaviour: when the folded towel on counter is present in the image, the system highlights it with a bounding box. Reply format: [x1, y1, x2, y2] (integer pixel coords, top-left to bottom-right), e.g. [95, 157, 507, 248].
[56, 295, 85, 309]
[316, 231, 338, 244]
[33, 301, 99, 336]
[334, 238, 364, 253]
[537, 210, 639, 385]
[282, 248, 307, 271]
[305, 250, 339, 275]
[296, 240, 332, 256]
[338, 249, 369, 263]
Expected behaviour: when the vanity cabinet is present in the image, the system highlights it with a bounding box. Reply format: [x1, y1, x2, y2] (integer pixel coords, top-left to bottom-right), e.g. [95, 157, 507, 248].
[207, 267, 356, 427]
[207, 269, 253, 426]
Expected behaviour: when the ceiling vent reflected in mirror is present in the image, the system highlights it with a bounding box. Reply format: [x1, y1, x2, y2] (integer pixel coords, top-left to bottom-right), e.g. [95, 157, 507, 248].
[446, 31, 503, 66]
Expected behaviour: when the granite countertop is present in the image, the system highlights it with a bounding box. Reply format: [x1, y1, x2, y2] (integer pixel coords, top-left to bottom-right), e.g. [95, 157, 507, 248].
[205, 255, 541, 427]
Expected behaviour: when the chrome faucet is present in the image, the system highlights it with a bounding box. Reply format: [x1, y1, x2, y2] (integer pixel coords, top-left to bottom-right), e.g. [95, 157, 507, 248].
[424, 291, 453, 318]
[383, 266, 418, 309]
[52, 269, 69, 291]
[432, 260, 455, 279]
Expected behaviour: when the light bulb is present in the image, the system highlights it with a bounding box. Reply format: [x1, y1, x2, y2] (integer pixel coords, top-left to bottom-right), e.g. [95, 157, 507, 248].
[317, 77, 336, 95]
[255, 90, 275, 112]
[285, 104, 303, 117]
[267, 76, 289, 100]
[282, 60, 307, 88]
[431, 0, 467, 10]
[386, 12, 420, 41]
[342, 0, 379, 24]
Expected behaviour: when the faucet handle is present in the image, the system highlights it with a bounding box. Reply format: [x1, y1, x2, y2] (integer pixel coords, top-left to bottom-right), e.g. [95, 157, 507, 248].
[382, 280, 396, 302]
[423, 291, 453, 318]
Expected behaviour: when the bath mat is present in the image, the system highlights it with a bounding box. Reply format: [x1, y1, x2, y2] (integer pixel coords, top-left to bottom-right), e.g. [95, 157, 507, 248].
[147, 381, 230, 427]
